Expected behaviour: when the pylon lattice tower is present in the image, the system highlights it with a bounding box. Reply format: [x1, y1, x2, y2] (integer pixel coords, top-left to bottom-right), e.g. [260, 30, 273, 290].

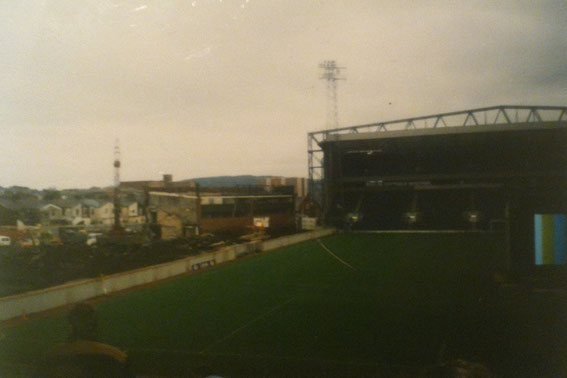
[112, 140, 123, 231]
[319, 60, 345, 129]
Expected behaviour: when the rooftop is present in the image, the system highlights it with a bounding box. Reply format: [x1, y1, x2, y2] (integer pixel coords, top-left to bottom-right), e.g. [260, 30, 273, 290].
[310, 105, 567, 144]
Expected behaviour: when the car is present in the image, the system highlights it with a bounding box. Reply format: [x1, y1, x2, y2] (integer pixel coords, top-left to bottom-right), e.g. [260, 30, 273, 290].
[0, 236, 11, 247]
[40, 232, 63, 246]
[19, 238, 40, 247]
[86, 233, 103, 246]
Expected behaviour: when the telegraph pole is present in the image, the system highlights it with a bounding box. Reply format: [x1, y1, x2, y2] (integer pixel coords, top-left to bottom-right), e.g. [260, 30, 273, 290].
[319, 60, 345, 129]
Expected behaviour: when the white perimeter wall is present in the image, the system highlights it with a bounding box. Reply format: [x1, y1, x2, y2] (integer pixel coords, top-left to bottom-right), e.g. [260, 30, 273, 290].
[0, 229, 334, 322]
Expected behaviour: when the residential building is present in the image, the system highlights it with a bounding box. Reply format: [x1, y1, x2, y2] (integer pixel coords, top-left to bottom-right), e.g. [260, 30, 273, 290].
[92, 202, 115, 225]
[81, 199, 100, 219]
[121, 201, 145, 225]
[40, 204, 64, 226]
[59, 201, 82, 222]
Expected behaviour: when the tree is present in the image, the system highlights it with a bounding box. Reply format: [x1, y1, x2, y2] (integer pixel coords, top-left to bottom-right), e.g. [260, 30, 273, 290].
[43, 190, 62, 201]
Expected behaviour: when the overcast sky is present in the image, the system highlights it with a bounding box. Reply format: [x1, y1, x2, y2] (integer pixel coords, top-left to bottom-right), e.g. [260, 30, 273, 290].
[1, 0, 565, 189]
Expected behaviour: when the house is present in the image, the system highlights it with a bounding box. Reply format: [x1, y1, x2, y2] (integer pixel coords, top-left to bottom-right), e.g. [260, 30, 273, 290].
[74, 199, 99, 225]
[121, 201, 145, 225]
[40, 204, 64, 226]
[47, 199, 79, 225]
[92, 202, 114, 225]
[42, 199, 99, 226]
[48, 199, 76, 221]
[81, 199, 99, 217]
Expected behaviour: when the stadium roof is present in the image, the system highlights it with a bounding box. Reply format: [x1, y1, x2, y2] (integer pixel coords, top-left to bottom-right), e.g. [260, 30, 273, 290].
[307, 105, 567, 196]
[324, 120, 567, 143]
[310, 105, 567, 144]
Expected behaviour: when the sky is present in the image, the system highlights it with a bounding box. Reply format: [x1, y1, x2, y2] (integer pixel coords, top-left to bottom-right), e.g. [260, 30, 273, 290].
[1, 0, 566, 189]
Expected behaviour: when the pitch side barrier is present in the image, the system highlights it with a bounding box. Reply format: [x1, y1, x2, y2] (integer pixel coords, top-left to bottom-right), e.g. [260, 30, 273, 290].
[0, 229, 335, 322]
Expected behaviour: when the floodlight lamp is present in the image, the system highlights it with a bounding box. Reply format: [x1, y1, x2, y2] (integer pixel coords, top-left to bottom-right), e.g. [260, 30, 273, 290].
[405, 212, 420, 224]
[466, 211, 480, 224]
[346, 213, 360, 223]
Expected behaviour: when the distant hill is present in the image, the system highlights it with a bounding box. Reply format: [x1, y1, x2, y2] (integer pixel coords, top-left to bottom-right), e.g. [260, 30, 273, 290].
[181, 175, 275, 187]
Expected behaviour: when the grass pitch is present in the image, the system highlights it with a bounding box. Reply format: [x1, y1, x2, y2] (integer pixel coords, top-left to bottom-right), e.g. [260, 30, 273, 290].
[1, 232, 513, 376]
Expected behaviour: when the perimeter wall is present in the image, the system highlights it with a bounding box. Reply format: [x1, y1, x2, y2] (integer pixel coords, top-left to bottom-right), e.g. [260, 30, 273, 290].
[0, 229, 334, 322]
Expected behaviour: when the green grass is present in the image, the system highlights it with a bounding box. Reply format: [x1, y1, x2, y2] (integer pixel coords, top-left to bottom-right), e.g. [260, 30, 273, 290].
[1, 232, 507, 376]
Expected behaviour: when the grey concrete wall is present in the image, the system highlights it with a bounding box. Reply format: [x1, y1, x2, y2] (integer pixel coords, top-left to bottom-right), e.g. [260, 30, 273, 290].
[0, 229, 334, 322]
